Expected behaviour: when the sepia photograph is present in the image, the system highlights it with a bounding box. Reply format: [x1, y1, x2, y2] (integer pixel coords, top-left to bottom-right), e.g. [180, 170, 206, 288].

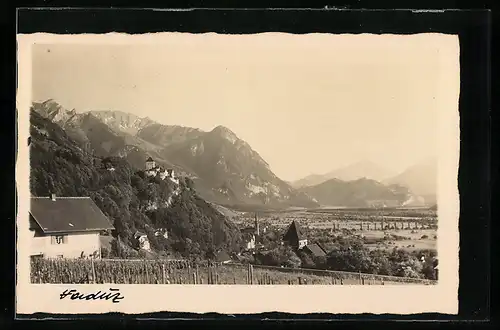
[16, 31, 460, 314]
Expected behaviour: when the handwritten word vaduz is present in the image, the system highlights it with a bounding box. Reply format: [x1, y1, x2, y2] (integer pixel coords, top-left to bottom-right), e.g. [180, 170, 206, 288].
[59, 288, 124, 303]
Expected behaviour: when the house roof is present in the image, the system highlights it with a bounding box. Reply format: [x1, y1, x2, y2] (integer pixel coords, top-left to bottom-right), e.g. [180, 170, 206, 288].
[283, 220, 306, 242]
[304, 243, 327, 257]
[30, 197, 114, 234]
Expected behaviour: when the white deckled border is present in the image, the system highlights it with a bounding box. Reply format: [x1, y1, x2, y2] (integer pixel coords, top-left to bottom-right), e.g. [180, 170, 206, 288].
[16, 32, 460, 315]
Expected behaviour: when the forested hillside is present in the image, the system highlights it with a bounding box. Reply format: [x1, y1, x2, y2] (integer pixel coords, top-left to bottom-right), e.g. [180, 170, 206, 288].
[29, 110, 242, 259]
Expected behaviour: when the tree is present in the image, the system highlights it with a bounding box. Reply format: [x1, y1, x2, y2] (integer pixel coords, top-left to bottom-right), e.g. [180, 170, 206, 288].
[298, 251, 316, 268]
[284, 253, 302, 268]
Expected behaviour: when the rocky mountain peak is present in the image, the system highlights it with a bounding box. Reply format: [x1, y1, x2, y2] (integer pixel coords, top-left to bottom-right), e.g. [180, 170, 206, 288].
[210, 125, 239, 144]
[89, 110, 157, 136]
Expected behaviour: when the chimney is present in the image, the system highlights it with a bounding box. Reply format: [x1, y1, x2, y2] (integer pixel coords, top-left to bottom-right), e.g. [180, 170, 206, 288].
[50, 193, 56, 201]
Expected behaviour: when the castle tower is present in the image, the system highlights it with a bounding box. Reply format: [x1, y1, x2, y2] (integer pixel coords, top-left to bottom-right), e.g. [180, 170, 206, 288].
[145, 157, 156, 171]
[254, 213, 259, 236]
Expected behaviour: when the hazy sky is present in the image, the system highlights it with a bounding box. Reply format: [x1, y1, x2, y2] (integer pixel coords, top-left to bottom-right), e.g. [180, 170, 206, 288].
[31, 33, 456, 181]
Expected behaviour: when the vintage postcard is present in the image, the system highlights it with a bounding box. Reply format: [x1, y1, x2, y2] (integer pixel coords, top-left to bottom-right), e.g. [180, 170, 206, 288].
[16, 32, 460, 315]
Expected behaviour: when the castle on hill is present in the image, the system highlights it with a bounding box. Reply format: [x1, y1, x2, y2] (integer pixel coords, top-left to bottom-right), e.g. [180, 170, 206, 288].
[144, 157, 178, 183]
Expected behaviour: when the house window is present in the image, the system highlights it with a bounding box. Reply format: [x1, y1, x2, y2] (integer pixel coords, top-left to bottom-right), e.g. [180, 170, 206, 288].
[51, 235, 68, 245]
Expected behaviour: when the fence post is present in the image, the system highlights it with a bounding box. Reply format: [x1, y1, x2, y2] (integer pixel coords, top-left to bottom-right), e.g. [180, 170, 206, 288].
[215, 264, 219, 284]
[196, 265, 199, 285]
[208, 264, 212, 285]
[91, 258, 96, 284]
[298, 277, 302, 285]
[162, 264, 166, 284]
[250, 264, 254, 285]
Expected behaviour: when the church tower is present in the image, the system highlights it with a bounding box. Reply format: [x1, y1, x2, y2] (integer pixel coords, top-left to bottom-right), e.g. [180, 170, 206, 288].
[145, 157, 156, 170]
[254, 213, 259, 236]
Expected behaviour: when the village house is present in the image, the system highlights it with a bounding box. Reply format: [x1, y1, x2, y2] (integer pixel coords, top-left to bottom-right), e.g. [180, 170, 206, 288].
[240, 213, 261, 251]
[302, 242, 328, 258]
[241, 227, 256, 250]
[133, 231, 151, 251]
[29, 195, 114, 259]
[283, 220, 308, 250]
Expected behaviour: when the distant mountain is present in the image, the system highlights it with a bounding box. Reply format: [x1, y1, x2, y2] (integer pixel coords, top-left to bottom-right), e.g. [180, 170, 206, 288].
[298, 177, 425, 208]
[290, 174, 330, 189]
[292, 160, 394, 188]
[31, 99, 319, 209]
[324, 160, 394, 182]
[159, 125, 319, 208]
[384, 158, 437, 205]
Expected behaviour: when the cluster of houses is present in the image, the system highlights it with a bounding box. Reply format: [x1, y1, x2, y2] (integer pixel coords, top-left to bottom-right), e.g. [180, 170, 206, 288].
[101, 156, 179, 184]
[27, 190, 323, 262]
[144, 157, 179, 184]
[237, 214, 329, 260]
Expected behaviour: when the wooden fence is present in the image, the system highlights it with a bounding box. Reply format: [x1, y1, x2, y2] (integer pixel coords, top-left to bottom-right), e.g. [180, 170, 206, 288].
[30, 257, 437, 285]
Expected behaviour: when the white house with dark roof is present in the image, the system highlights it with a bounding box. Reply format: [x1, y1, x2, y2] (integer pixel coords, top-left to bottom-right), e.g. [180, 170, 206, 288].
[134, 230, 151, 251]
[29, 194, 114, 259]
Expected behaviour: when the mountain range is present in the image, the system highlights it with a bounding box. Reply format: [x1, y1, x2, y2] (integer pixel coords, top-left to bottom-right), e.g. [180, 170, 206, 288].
[291, 160, 395, 188]
[298, 178, 426, 208]
[31, 100, 318, 210]
[31, 99, 436, 209]
[292, 159, 437, 206]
